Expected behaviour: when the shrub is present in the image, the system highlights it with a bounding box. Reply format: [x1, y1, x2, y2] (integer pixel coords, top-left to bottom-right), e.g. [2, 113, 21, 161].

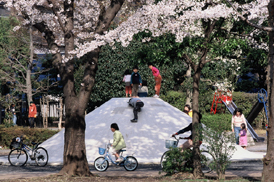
[202, 116, 236, 180]
[161, 91, 187, 111]
[162, 148, 193, 174]
[201, 113, 232, 131]
[0, 126, 58, 148]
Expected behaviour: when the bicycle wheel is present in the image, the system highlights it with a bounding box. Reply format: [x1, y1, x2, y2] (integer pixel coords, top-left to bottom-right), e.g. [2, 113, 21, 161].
[160, 151, 168, 169]
[123, 156, 138, 171]
[34, 147, 48, 166]
[94, 157, 109, 171]
[201, 151, 213, 173]
[8, 149, 28, 166]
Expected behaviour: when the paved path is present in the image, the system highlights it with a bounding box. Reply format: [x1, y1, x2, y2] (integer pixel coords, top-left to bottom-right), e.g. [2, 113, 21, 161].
[0, 141, 266, 181]
[0, 161, 263, 180]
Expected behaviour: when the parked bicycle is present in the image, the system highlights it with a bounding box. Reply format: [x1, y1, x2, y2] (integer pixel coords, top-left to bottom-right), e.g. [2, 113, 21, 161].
[160, 136, 213, 173]
[8, 136, 48, 167]
[94, 143, 138, 171]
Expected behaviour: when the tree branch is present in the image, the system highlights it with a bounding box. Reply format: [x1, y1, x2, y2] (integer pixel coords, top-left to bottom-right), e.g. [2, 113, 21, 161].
[95, 0, 125, 34]
[46, 0, 66, 33]
[225, 0, 274, 32]
[182, 54, 195, 69]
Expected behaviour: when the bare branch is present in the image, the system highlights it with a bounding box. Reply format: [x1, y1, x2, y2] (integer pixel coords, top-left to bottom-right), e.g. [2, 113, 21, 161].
[32, 81, 59, 95]
[32, 67, 53, 75]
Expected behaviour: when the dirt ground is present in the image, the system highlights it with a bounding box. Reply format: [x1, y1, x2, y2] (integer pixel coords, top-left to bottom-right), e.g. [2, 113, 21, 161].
[0, 173, 250, 182]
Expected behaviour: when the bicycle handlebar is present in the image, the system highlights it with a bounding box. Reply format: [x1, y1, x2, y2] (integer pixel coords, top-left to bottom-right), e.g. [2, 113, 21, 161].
[172, 135, 189, 140]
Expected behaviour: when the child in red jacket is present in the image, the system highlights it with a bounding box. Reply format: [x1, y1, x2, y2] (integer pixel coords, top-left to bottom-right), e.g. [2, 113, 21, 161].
[148, 63, 162, 98]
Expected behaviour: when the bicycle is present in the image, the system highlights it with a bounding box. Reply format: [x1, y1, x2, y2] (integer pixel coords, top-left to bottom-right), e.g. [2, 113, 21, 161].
[8, 137, 48, 167]
[160, 136, 213, 173]
[94, 143, 138, 172]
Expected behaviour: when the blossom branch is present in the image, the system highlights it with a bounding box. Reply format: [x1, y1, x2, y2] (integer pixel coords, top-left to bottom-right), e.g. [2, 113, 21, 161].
[224, 0, 274, 32]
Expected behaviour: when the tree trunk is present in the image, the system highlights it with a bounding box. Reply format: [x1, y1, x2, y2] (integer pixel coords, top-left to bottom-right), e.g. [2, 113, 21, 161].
[217, 169, 226, 180]
[26, 24, 34, 106]
[262, 1, 274, 181]
[59, 96, 91, 176]
[192, 65, 203, 178]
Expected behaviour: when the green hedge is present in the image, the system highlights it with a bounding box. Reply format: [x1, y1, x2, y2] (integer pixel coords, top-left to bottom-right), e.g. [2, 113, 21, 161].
[201, 113, 232, 131]
[161, 91, 187, 111]
[0, 126, 58, 148]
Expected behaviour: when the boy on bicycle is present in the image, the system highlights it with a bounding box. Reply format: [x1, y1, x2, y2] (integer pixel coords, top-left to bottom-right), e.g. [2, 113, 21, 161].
[110, 123, 126, 162]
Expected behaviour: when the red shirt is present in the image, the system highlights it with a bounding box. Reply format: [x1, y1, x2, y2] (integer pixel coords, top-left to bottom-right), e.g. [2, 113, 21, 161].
[29, 104, 37, 117]
[151, 66, 160, 77]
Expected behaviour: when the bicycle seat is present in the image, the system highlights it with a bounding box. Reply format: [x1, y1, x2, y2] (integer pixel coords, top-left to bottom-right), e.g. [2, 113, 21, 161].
[120, 149, 126, 152]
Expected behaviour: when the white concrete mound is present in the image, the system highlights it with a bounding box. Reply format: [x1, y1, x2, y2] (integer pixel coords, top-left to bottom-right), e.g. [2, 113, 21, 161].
[38, 98, 264, 164]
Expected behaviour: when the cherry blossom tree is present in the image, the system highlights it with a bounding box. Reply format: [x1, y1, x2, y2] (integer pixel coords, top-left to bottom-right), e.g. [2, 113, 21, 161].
[222, 0, 274, 181]
[3, 0, 140, 176]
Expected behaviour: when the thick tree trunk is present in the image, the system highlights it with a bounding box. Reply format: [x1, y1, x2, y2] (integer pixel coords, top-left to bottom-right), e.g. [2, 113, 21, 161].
[59, 49, 100, 176]
[59, 96, 91, 176]
[262, 1, 274, 181]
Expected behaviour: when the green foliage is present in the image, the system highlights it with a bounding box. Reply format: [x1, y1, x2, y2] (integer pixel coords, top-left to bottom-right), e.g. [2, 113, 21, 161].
[133, 33, 181, 66]
[201, 114, 232, 131]
[197, 83, 215, 114]
[162, 148, 193, 174]
[161, 88, 213, 114]
[3, 118, 14, 128]
[0, 126, 58, 148]
[0, 17, 57, 100]
[202, 117, 236, 180]
[161, 91, 187, 111]
[0, 17, 29, 80]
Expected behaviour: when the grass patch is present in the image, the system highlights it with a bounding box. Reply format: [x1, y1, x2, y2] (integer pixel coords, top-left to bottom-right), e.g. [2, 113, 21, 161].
[254, 129, 266, 135]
